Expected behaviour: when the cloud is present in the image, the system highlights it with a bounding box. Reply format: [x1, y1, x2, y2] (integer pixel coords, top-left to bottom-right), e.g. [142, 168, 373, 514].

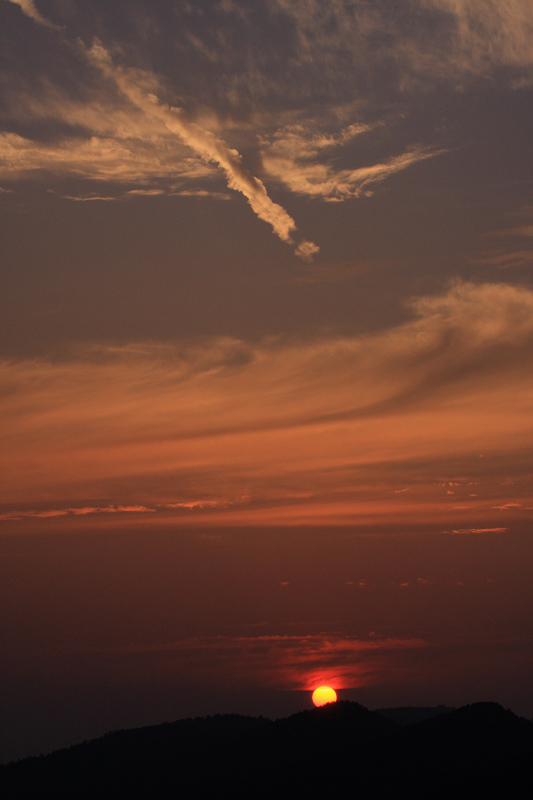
[1, 281, 532, 523]
[261, 128, 442, 200]
[261, 120, 371, 164]
[86, 41, 318, 259]
[4, 0, 59, 29]
[0, 498, 244, 522]
[448, 528, 508, 535]
[0, 131, 217, 186]
[161, 499, 236, 510]
[55, 188, 231, 202]
[5, 0, 527, 258]
[80, 633, 427, 691]
[492, 226, 533, 238]
[271, 0, 533, 89]
[3, 2, 532, 148]
[294, 240, 320, 261]
[259, 115, 443, 202]
[0, 504, 156, 521]
[470, 251, 533, 269]
[59, 194, 117, 202]
[418, 0, 533, 72]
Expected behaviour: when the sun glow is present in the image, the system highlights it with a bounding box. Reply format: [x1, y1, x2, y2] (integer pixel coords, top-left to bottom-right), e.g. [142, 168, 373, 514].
[312, 686, 338, 707]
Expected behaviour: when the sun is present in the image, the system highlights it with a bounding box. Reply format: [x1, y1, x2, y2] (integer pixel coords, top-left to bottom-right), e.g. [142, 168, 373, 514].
[312, 686, 338, 707]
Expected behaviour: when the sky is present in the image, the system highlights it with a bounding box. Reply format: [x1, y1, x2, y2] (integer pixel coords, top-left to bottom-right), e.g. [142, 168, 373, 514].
[1, 0, 533, 762]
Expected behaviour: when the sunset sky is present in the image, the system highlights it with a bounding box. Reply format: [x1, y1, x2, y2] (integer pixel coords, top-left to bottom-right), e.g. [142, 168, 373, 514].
[1, 0, 532, 762]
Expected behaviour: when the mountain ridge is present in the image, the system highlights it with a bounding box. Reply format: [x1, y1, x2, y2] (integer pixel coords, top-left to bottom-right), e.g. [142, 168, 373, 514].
[1, 701, 532, 798]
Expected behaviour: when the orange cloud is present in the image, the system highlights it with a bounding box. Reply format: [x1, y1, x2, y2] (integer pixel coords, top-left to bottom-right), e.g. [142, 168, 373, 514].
[448, 528, 508, 534]
[1, 282, 532, 525]
[0, 504, 156, 521]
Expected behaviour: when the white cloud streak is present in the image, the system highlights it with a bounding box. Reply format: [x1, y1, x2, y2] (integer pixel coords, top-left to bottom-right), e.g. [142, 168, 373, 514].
[86, 41, 318, 259]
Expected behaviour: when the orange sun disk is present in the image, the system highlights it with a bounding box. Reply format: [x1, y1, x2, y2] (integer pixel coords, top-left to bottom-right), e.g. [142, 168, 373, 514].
[312, 686, 338, 706]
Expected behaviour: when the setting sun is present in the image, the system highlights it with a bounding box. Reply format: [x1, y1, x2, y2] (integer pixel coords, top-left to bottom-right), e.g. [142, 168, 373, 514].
[312, 686, 338, 707]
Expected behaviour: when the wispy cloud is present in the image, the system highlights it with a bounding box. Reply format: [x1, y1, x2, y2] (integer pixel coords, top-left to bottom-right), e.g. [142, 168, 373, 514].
[272, 0, 533, 87]
[475, 210, 533, 268]
[86, 41, 318, 259]
[263, 134, 442, 201]
[77, 633, 427, 691]
[261, 119, 439, 201]
[5, 0, 59, 29]
[0, 131, 216, 186]
[491, 503, 524, 511]
[448, 528, 508, 535]
[470, 250, 533, 269]
[0, 498, 240, 522]
[55, 188, 231, 202]
[0, 504, 155, 521]
[418, 0, 533, 72]
[1, 281, 532, 523]
[492, 226, 533, 238]
[58, 194, 117, 202]
[4, 0, 527, 259]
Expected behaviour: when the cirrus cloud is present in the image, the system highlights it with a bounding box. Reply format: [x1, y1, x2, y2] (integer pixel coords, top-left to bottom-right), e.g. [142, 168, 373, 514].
[1, 281, 532, 523]
[4, 0, 59, 29]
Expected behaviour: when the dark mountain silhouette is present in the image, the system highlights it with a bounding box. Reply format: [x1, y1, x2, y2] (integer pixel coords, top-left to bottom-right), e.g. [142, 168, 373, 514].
[374, 702, 533, 799]
[375, 704, 455, 726]
[1, 702, 531, 798]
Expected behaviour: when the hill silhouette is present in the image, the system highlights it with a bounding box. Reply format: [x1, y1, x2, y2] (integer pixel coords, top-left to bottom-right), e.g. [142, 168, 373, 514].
[1, 702, 531, 798]
[374, 704, 455, 726]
